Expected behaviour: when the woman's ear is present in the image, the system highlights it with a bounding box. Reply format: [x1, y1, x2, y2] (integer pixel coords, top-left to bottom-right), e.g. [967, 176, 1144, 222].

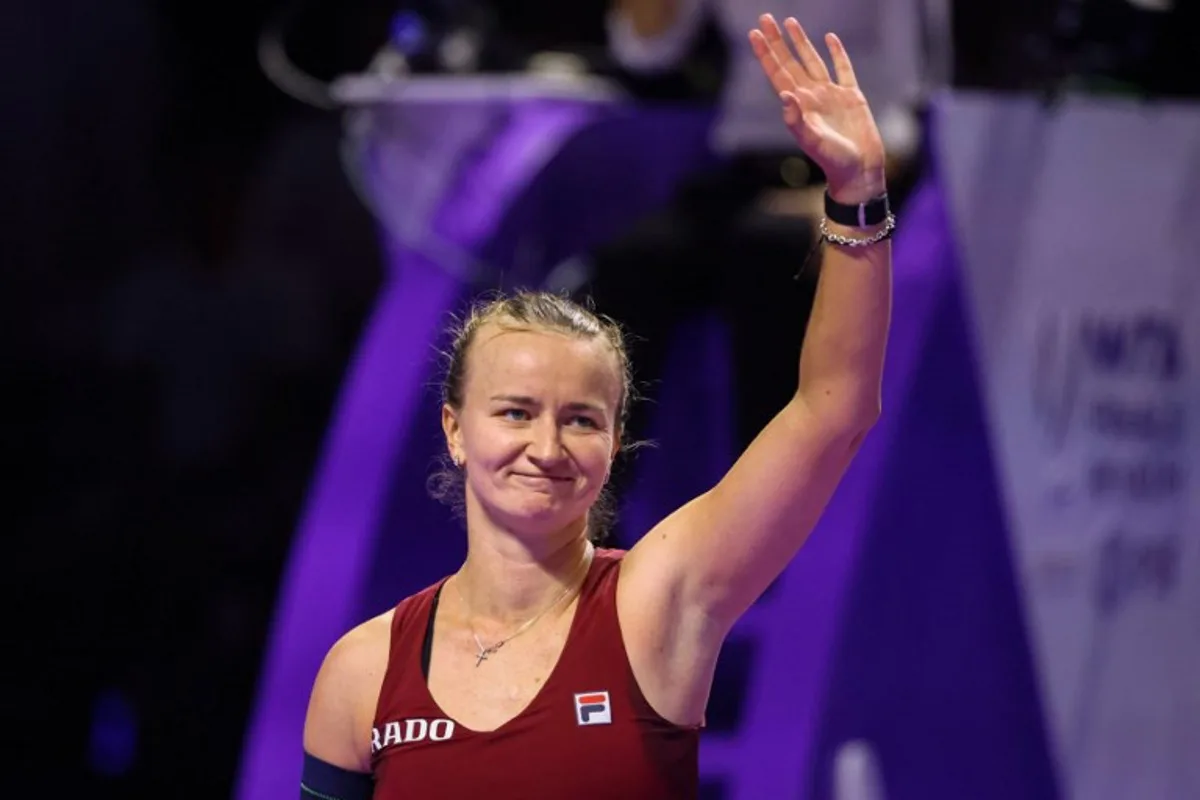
[442, 404, 463, 465]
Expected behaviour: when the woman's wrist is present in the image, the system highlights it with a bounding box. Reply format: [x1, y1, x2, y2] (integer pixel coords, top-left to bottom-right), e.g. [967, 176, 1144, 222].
[827, 165, 887, 206]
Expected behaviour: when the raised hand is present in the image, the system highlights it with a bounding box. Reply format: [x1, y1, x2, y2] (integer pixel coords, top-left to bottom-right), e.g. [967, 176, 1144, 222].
[749, 15, 886, 204]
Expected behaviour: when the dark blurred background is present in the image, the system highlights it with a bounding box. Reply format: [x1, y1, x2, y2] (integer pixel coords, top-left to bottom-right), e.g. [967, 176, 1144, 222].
[5, 0, 1196, 796]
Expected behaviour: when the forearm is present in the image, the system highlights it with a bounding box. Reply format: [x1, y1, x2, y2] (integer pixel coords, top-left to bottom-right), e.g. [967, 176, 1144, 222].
[796, 170, 892, 427]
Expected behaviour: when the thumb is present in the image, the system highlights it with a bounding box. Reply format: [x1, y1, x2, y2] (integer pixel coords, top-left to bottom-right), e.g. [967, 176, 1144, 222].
[780, 91, 802, 128]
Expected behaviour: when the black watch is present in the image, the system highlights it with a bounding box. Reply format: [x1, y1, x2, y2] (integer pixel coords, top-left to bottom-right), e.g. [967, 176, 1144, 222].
[824, 191, 891, 228]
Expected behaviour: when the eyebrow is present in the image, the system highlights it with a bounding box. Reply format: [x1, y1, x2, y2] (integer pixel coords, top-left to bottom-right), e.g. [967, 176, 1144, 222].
[489, 394, 606, 414]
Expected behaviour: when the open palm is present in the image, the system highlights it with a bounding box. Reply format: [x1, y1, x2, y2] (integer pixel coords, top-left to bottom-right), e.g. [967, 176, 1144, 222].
[749, 15, 885, 201]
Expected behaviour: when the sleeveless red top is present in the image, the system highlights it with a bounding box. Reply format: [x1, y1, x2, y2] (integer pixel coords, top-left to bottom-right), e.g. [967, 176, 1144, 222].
[370, 548, 699, 798]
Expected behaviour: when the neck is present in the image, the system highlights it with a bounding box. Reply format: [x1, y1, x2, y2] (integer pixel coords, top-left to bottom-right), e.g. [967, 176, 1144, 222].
[456, 512, 594, 625]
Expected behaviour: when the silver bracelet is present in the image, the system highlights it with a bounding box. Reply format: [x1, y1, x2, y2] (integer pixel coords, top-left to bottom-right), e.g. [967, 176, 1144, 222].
[819, 213, 896, 247]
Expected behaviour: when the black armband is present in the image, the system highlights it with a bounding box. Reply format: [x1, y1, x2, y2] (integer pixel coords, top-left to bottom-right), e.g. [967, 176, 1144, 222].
[300, 752, 373, 800]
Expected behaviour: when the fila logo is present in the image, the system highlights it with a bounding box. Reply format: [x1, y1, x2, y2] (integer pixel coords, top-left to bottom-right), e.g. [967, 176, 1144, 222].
[574, 691, 612, 726]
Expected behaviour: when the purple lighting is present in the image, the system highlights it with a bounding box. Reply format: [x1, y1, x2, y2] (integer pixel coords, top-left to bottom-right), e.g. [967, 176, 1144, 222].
[237, 87, 1059, 800]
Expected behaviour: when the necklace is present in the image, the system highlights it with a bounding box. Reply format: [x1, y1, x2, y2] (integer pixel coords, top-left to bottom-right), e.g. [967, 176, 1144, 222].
[454, 546, 593, 667]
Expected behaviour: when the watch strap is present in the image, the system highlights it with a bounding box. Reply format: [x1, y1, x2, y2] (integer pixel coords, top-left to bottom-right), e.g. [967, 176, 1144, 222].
[824, 191, 890, 228]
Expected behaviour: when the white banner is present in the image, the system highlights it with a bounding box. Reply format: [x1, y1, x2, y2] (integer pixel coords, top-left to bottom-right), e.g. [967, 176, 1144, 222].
[938, 93, 1200, 800]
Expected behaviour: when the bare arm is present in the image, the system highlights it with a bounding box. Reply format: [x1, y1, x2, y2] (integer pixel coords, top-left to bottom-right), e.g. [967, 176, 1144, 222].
[303, 613, 392, 772]
[619, 14, 891, 722]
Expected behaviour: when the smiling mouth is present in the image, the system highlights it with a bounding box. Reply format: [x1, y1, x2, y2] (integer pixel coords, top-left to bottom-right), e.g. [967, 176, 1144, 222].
[512, 473, 573, 483]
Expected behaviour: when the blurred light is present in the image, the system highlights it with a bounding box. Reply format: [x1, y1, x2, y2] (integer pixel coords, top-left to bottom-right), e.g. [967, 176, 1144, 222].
[389, 11, 429, 57]
[527, 52, 589, 77]
[439, 29, 482, 73]
[781, 156, 811, 188]
[834, 739, 885, 800]
[87, 688, 138, 778]
[542, 257, 593, 294]
[1126, 0, 1173, 10]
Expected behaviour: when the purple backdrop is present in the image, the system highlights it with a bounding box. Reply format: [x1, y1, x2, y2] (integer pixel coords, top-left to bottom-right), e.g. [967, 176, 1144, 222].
[236, 92, 1058, 800]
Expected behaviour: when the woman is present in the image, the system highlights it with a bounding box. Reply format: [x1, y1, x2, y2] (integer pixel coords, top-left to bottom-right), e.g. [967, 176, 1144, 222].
[301, 14, 893, 798]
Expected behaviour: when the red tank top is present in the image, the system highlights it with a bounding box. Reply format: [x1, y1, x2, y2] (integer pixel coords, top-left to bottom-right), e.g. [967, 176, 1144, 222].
[370, 548, 699, 798]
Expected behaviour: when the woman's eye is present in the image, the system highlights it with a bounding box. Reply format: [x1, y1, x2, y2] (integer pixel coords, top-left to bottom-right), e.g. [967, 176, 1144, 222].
[501, 408, 530, 421]
[569, 416, 599, 429]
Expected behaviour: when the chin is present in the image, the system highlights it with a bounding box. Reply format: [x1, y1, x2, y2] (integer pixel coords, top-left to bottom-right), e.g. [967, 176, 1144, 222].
[492, 490, 593, 537]
[505, 498, 575, 532]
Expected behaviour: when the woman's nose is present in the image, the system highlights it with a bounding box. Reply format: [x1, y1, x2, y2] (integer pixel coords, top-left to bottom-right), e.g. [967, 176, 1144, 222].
[527, 417, 566, 463]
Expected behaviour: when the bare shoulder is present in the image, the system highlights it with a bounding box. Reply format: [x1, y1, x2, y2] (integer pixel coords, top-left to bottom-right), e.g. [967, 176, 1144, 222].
[303, 610, 395, 772]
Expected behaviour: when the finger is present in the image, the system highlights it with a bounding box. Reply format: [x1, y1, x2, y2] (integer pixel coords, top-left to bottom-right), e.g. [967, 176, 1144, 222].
[781, 92, 820, 148]
[783, 17, 831, 83]
[749, 29, 796, 96]
[759, 14, 815, 85]
[824, 32, 859, 88]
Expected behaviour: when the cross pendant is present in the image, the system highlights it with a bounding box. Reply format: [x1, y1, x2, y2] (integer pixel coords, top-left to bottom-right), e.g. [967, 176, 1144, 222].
[474, 641, 503, 667]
